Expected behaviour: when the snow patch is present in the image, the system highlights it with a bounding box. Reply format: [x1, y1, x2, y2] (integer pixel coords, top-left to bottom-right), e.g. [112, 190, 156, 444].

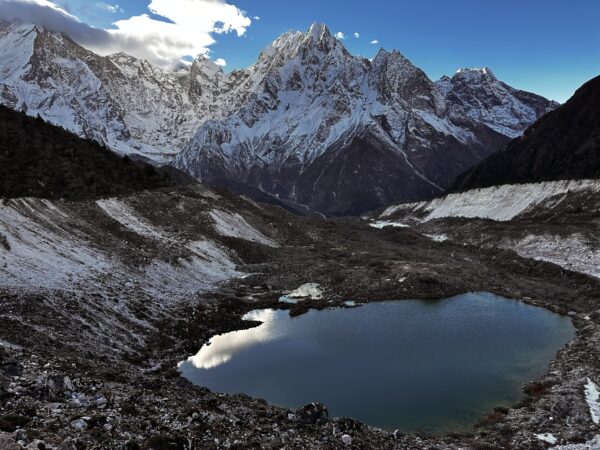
[550, 435, 600, 449]
[96, 199, 172, 242]
[535, 433, 557, 445]
[143, 240, 238, 297]
[380, 179, 600, 222]
[370, 220, 410, 229]
[209, 209, 278, 247]
[585, 378, 600, 424]
[425, 234, 448, 242]
[279, 283, 323, 304]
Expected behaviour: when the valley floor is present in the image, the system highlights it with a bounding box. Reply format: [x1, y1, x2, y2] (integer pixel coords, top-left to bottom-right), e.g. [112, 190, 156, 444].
[1, 183, 600, 449]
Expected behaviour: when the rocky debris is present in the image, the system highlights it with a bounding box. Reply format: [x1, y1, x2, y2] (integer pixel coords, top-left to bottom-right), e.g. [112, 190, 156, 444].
[0, 432, 20, 450]
[296, 403, 329, 425]
[1, 186, 600, 448]
[1, 361, 23, 377]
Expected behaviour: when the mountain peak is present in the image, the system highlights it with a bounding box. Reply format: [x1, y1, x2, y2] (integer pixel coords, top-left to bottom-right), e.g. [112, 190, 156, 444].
[0, 20, 559, 216]
[190, 55, 223, 80]
[373, 48, 411, 63]
[307, 22, 331, 40]
[453, 67, 497, 82]
[302, 22, 342, 54]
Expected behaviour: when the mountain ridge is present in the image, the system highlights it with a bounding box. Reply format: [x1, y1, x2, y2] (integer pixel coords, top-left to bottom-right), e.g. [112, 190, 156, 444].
[453, 74, 600, 191]
[0, 20, 558, 215]
[174, 23, 557, 214]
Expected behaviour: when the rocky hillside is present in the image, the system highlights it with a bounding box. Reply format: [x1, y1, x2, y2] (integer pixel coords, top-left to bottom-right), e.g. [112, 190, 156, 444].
[454, 75, 600, 191]
[0, 21, 558, 215]
[371, 178, 600, 279]
[0, 106, 183, 199]
[2, 179, 600, 449]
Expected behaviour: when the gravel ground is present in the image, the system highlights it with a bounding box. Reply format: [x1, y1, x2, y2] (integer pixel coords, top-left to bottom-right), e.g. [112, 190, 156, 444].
[1, 185, 600, 449]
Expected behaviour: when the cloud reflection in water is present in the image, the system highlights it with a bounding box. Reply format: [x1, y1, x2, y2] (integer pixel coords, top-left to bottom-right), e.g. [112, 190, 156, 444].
[187, 309, 281, 370]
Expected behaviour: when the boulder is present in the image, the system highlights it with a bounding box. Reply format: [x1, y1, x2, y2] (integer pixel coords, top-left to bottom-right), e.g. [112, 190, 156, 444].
[296, 403, 329, 425]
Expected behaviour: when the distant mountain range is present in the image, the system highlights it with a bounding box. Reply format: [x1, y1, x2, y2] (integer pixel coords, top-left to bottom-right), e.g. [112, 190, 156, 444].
[454, 74, 600, 191]
[0, 21, 558, 215]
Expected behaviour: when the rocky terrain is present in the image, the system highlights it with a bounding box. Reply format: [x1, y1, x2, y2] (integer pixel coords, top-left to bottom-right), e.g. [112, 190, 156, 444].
[1, 180, 600, 449]
[1, 14, 599, 450]
[0, 20, 557, 215]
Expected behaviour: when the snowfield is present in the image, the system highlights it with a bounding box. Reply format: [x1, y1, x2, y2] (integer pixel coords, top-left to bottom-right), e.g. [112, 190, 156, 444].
[380, 179, 600, 222]
[0, 198, 112, 290]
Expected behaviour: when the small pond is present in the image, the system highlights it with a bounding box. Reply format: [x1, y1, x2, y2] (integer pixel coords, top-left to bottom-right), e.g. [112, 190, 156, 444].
[178, 292, 574, 434]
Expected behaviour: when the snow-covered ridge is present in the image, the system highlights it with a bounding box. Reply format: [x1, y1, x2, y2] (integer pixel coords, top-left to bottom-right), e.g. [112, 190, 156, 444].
[0, 21, 224, 162]
[0, 20, 557, 215]
[380, 179, 600, 222]
[171, 22, 556, 214]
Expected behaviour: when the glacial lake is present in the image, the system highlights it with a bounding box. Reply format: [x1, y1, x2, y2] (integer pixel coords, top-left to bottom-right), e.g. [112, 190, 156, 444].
[178, 292, 574, 434]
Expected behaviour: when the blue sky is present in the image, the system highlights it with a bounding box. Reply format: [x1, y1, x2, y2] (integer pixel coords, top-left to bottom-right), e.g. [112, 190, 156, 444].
[23, 0, 600, 102]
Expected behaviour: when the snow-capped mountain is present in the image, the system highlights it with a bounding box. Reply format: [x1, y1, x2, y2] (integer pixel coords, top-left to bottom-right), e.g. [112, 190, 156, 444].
[175, 24, 558, 215]
[0, 21, 223, 162]
[0, 21, 558, 215]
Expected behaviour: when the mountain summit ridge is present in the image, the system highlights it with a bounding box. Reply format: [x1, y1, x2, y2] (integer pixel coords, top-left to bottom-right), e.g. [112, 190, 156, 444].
[0, 20, 558, 215]
[173, 23, 557, 214]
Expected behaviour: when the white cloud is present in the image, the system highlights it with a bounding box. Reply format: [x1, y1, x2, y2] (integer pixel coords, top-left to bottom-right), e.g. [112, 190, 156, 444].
[0, 0, 252, 68]
[334, 31, 346, 40]
[353, 32, 359, 38]
[253, 15, 260, 20]
[96, 2, 123, 13]
[370, 39, 379, 44]
[214, 57, 226, 67]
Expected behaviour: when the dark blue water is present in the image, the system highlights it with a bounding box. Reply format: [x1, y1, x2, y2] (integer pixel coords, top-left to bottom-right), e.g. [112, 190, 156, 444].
[179, 292, 574, 434]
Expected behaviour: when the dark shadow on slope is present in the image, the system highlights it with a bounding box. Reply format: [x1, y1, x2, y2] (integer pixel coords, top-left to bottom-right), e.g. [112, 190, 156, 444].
[0, 106, 188, 199]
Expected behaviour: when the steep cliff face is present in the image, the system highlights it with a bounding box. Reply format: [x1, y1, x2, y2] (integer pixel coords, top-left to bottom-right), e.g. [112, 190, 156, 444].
[0, 21, 557, 215]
